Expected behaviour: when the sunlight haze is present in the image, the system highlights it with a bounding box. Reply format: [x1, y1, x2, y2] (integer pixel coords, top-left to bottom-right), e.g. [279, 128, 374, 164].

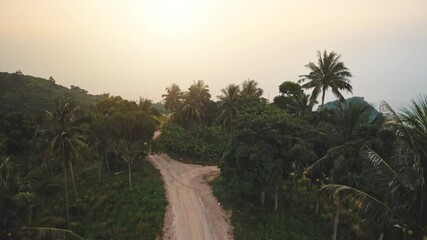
[1, 0, 426, 108]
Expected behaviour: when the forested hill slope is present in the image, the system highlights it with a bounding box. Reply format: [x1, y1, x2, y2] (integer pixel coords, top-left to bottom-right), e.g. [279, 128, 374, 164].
[0, 71, 100, 117]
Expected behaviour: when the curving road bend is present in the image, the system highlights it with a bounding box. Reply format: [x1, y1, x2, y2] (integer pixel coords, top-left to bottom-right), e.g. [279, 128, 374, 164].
[147, 153, 233, 240]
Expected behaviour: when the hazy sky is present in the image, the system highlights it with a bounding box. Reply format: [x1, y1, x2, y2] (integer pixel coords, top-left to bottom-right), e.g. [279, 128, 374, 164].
[1, 0, 427, 109]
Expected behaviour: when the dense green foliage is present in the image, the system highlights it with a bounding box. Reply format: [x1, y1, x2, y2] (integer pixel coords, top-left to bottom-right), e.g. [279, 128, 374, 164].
[214, 176, 332, 240]
[2, 47, 427, 240]
[220, 102, 315, 209]
[157, 50, 426, 239]
[38, 162, 166, 239]
[155, 122, 229, 164]
[0, 72, 166, 239]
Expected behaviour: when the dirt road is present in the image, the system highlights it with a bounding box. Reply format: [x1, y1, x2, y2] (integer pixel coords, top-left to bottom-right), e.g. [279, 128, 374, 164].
[147, 153, 233, 240]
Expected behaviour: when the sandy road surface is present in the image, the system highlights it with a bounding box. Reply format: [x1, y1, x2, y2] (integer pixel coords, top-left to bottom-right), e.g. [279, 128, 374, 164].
[147, 153, 233, 240]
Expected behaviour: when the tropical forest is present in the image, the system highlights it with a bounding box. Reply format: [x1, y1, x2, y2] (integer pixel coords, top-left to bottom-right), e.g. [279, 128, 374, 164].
[1, 47, 427, 240]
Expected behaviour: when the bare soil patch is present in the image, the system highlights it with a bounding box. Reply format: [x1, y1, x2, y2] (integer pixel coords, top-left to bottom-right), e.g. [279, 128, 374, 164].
[148, 153, 233, 240]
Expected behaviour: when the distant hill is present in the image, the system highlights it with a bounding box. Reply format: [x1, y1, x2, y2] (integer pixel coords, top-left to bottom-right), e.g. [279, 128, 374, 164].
[0, 71, 100, 118]
[319, 96, 381, 123]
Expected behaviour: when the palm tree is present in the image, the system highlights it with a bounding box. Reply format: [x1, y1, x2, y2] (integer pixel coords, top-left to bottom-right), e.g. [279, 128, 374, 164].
[176, 80, 211, 128]
[188, 80, 211, 102]
[138, 97, 152, 112]
[318, 98, 427, 239]
[32, 128, 54, 176]
[162, 84, 183, 113]
[178, 99, 206, 128]
[299, 50, 353, 109]
[45, 98, 86, 228]
[286, 93, 312, 118]
[241, 79, 263, 99]
[217, 84, 241, 128]
[0, 154, 82, 239]
[399, 95, 427, 164]
[308, 101, 378, 239]
[0, 156, 34, 238]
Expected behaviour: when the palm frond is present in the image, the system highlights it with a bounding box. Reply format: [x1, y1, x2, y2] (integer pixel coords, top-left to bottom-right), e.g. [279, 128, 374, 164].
[307, 145, 345, 173]
[363, 145, 421, 215]
[22, 227, 83, 240]
[11, 192, 35, 208]
[321, 184, 395, 229]
[307, 155, 328, 173]
[363, 145, 396, 179]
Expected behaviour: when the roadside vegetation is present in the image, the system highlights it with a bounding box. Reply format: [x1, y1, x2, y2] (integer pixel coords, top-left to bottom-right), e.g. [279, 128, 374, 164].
[0, 71, 166, 239]
[156, 50, 427, 239]
[1, 49, 427, 239]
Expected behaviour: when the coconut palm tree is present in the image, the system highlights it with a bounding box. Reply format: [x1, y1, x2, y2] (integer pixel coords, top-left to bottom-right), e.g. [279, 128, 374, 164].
[44, 98, 86, 228]
[399, 95, 427, 166]
[319, 98, 427, 239]
[188, 80, 211, 102]
[177, 99, 206, 128]
[299, 50, 353, 109]
[307, 101, 380, 239]
[0, 156, 34, 238]
[217, 84, 241, 128]
[286, 93, 312, 118]
[241, 79, 263, 99]
[0, 154, 82, 239]
[162, 84, 183, 113]
[175, 80, 211, 128]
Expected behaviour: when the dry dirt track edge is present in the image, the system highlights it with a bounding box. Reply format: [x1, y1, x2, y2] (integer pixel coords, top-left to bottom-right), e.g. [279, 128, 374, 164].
[147, 153, 233, 240]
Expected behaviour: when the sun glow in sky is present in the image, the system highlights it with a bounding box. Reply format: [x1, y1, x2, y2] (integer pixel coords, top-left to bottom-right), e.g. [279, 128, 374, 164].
[143, 0, 199, 34]
[1, 0, 427, 108]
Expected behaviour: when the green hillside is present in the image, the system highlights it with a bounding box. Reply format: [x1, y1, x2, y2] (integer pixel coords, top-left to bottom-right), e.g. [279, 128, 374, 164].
[0, 71, 167, 239]
[0, 71, 100, 118]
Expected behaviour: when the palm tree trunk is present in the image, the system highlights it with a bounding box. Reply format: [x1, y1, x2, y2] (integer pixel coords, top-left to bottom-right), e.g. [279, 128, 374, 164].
[315, 199, 320, 215]
[261, 190, 265, 206]
[378, 232, 384, 240]
[105, 152, 110, 172]
[63, 165, 70, 229]
[69, 162, 78, 200]
[98, 162, 102, 183]
[321, 89, 326, 109]
[128, 160, 132, 188]
[43, 158, 50, 176]
[333, 197, 341, 240]
[274, 185, 279, 210]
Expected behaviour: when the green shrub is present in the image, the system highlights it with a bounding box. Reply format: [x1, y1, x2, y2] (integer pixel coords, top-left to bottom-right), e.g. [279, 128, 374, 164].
[155, 122, 230, 164]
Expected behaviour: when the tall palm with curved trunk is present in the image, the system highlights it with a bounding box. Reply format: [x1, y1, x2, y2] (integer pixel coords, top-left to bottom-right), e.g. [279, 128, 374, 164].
[241, 79, 263, 99]
[45, 98, 86, 228]
[162, 84, 183, 113]
[217, 84, 241, 128]
[299, 50, 353, 109]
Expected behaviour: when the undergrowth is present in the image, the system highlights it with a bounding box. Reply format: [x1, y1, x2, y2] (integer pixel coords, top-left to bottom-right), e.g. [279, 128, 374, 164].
[37, 160, 166, 240]
[213, 176, 331, 240]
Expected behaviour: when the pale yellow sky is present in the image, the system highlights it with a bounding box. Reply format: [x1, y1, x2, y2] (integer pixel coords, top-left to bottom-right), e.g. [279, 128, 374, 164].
[1, 0, 427, 108]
